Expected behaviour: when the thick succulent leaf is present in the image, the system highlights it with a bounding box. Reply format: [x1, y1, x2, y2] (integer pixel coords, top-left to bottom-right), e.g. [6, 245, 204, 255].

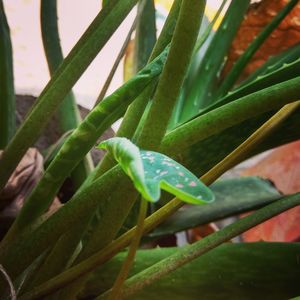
[149, 176, 281, 238]
[239, 42, 300, 87]
[98, 138, 214, 204]
[222, 0, 300, 80]
[168, 15, 212, 130]
[80, 243, 300, 300]
[179, 1, 250, 122]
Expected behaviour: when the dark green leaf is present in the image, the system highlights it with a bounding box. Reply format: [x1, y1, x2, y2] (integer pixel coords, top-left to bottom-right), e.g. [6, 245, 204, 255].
[215, 0, 299, 99]
[239, 42, 300, 87]
[179, 1, 250, 121]
[133, 0, 156, 72]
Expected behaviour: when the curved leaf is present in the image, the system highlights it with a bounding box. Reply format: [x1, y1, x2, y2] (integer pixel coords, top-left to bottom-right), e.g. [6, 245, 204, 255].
[98, 138, 214, 204]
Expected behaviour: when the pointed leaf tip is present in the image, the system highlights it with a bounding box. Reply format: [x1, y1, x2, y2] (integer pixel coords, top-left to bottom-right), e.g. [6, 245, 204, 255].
[98, 138, 214, 204]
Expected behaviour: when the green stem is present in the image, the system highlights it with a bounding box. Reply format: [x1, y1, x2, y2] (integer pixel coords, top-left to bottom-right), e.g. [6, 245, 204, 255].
[108, 199, 148, 300]
[0, 0, 138, 192]
[136, 0, 206, 150]
[0, 0, 15, 148]
[94, 16, 138, 106]
[216, 0, 299, 98]
[40, 0, 94, 188]
[116, 193, 300, 299]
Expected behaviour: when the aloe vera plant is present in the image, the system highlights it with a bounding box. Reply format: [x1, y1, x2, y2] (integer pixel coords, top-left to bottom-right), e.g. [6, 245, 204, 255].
[0, 0, 300, 299]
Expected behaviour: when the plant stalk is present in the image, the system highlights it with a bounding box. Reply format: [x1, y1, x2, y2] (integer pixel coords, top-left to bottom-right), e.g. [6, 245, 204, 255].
[94, 16, 138, 106]
[108, 198, 147, 300]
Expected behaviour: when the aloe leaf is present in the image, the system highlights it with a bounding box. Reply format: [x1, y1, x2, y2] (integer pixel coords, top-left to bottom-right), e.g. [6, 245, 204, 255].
[150, 176, 281, 238]
[23, 222, 85, 292]
[98, 138, 214, 204]
[40, 0, 81, 132]
[0, 0, 15, 148]
[239, 42, 300, 87]
[102, 0, 116, 6]
[179, 1, 250, 122]
[168, 0, 229, 130]
[215, 0, 299, 99]
[43, 131, 73, 168]
[194, 0, 228, 54]
[81, 243, 300, 300]
[95, 17, 137, 105]
[167, 15, 211, 130]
